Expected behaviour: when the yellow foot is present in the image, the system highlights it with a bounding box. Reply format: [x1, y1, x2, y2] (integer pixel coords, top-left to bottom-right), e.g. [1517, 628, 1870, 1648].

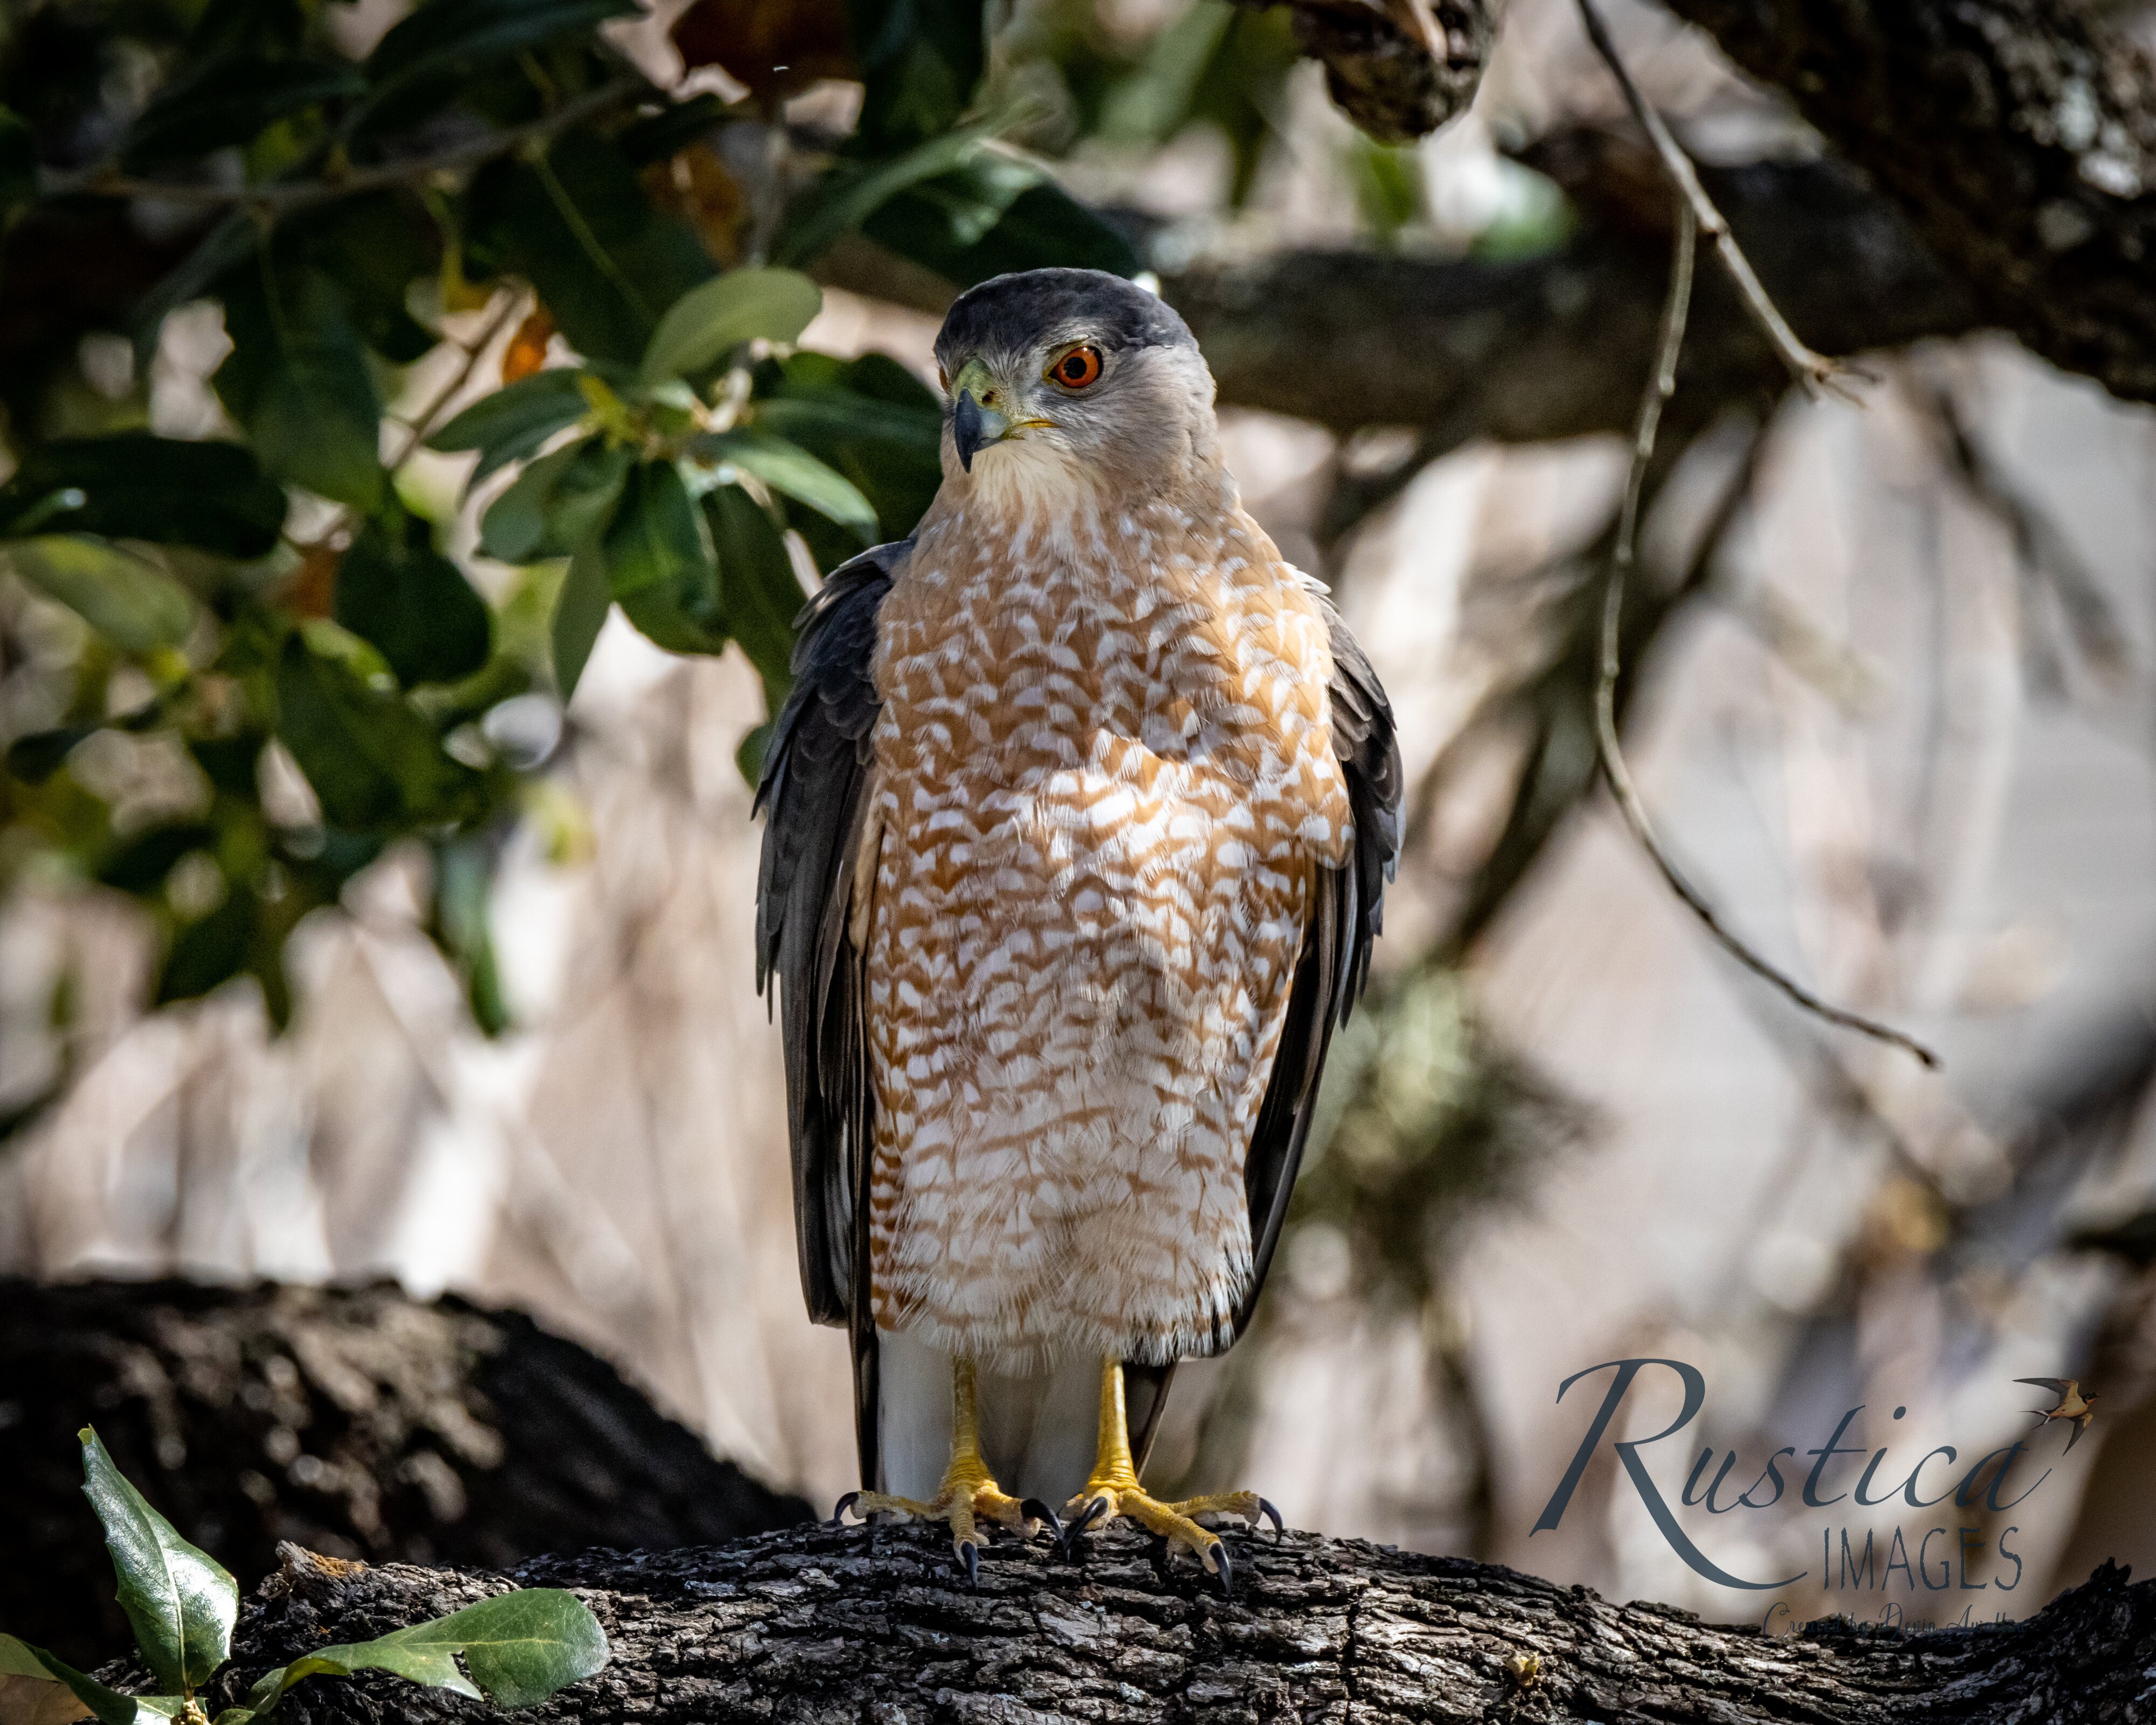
[833, 1481, 1056, 1586]
[1060, 1483, 1283, 1593]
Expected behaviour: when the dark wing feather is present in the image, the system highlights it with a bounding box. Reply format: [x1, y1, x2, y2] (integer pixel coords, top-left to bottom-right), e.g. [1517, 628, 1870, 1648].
[1231, 601, 1402, 1341]
[754, 539, 906, 1485]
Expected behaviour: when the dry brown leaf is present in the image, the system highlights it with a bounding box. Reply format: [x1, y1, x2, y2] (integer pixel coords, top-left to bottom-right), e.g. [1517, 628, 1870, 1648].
[502, 306, 556, 385]
[282, 540, 342, 619]
[643, 146, 749, 270]
[671, 0, 852, 103]
[0, 1673, 92, 1725]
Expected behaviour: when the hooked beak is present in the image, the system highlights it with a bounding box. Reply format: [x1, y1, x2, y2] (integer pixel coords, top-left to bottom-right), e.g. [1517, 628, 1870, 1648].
[952, 386, 1010, 472]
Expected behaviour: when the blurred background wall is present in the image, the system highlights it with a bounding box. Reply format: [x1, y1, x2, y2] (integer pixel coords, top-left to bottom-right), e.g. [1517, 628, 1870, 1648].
[3, 0, 2155, 1631]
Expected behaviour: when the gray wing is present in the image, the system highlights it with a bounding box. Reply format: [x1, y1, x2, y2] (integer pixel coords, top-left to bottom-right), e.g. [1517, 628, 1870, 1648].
[754, 539, 905, 1484]
[1228, 601, 1403, 1343]
[2015, 1378, 2071, 1397]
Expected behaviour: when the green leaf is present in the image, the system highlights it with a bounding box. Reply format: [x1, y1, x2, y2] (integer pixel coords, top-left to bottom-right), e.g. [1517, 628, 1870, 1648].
[430, 370, 591, 486]
[3, 537, 197, 653]
[356, 0, 638, 135]
[77, 1426, 238, 1695]
[612, 471, 729, 657]
[1104, 3, 1296, 206]
[0, 434, 287, 557]
[333, 510, 493, 686]
[158, 884, 260, 1007]
[478, 446, 576, 565]
[550, 534, 610, 702]
[274, 633, 482, 829]
[464, 131, 712, 365]
[121, 55, 363, 167]
[748, 352, 942, 555]
[771, 121, 998, 268]
[245, 1589, 607, 1717]
[763, 346, 942, 418]
[849, 0, 987, 147]
[189, 735, 265, 797]
[0, 105, 36, 225]
[189, 0, 310, 57]
[708, 483, 800, 695]
[294, 191, 440, 364]
[0, 1633, 177, 1724]
[477, 438, 632, 565]
[214, 265, 384, 512]
[865, 171, 1141, 287]
[1096, 0, 1235, 143]
[872, 148, 1036, 250]
[433, 837, 509, 1035]
[133, 211, 262, 368]
[602, 461, 709, 598]
[639, 268, 823, 384]
[751, 389, 939, 452]
[100, 823, 222, 894]
[693, 430, 875, 542]
[6, 726, 94, 784]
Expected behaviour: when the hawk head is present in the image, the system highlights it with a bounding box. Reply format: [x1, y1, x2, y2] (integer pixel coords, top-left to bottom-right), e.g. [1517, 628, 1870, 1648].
[931, 268, 1218, 513]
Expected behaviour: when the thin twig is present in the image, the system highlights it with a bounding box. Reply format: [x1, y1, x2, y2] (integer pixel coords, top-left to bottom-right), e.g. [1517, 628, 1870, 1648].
[1593, 202, 1941, 1071]
[40, 77, 646, 213]
[389, 289, 529, 472]
[1918, 377, 2131, 687]
[282, 288, 530, 570]
[1572, 0, 1842, 400]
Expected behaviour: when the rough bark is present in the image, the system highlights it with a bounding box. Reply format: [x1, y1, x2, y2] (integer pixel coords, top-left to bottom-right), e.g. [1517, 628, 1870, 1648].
[1233, 0, 1503, 144]
[0, 1279, 811, 1671]
[1666, 0, 2156, 405]
[1168, 135, 1973, 443]
[187, 1523, 2155, 1723]
[813, 135, 1975, 447]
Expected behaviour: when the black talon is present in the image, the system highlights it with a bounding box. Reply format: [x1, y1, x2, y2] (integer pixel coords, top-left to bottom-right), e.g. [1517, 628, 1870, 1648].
[832, 1491, 860, 1528]
[1208, 1538, 1235, 1598]
[1257, 1497, 1284, 1539]
[958, 1538, 980, 1589]
[1020, 1497, 1065, 1541]
[1059, 1495, 1109, 1557]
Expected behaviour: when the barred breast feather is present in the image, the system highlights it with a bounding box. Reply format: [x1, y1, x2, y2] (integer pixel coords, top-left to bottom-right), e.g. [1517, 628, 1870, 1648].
[755, 470, 1400, 1481]
[858, 476, 1355, 1375]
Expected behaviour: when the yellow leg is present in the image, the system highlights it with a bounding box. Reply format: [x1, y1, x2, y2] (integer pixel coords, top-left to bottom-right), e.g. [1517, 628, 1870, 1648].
[834, 1358, 1048, 1583]
[1062, 1358, 1281, 1593]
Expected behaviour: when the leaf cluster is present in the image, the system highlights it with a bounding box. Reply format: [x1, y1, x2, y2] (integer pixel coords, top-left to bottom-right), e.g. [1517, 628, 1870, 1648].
[0, 0, 1238, 1130]
[0, 1430, 606, 1725]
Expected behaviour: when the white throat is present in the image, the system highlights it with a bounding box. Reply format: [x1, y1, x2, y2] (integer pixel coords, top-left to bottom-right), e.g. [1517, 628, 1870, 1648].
[961, 436, 1107, 529]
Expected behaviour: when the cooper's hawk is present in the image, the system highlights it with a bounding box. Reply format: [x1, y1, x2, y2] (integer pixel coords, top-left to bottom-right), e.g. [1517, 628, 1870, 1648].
[755, 268, 1400, 1589]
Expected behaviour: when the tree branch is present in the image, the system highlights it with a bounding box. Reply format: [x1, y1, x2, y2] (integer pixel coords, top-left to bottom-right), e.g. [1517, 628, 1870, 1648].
[1153, 137, 1973, 444]
[0, 1279, 808, 1671]
[190, 1527, 2156, 1721]
[1573, 0, 1842, 396]
[1590, 202, 1941, 1068]
[1227, 0, 1500, 143]
[1662, 0, 2156, 406]
[39, 77, 648, 215]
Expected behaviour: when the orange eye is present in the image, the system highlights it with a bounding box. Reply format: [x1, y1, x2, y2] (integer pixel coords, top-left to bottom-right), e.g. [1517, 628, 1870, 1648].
[1049, 345, 1102, 389]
